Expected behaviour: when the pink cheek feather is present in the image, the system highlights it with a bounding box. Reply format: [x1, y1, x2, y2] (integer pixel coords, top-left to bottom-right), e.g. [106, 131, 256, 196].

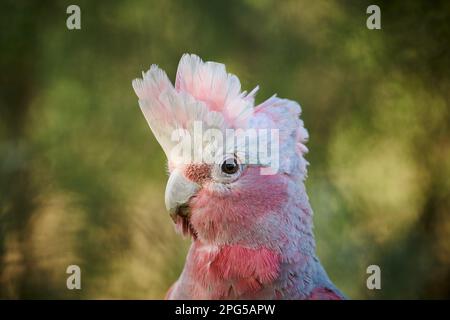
[189, 166, 289, 243]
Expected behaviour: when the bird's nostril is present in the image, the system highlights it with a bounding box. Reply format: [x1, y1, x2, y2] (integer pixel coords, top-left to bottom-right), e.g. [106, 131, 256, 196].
[184, 164, 211, 183]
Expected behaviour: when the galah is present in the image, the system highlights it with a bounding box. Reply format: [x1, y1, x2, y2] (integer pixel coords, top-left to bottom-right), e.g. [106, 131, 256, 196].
[132, 54, 345, 300]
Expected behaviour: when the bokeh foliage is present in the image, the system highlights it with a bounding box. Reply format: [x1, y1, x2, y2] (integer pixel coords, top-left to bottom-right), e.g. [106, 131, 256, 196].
[0, 0, 449, 299]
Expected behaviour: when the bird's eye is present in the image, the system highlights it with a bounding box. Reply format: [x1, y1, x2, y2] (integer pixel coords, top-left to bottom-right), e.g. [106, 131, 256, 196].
[221, 157, 239, 175]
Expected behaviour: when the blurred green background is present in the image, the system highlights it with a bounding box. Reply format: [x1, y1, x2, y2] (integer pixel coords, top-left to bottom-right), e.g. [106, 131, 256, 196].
[1, 0, 449, 299]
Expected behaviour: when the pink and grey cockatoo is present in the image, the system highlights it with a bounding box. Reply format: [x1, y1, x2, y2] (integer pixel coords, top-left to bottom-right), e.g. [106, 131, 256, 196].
[132, 54, 345, 300]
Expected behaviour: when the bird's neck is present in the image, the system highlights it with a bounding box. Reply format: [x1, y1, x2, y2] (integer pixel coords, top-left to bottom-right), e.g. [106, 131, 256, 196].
[174, 238, 319, 299]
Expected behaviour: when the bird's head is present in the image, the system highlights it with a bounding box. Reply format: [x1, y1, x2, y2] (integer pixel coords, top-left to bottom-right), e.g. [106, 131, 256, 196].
[132, 54, 310, 246]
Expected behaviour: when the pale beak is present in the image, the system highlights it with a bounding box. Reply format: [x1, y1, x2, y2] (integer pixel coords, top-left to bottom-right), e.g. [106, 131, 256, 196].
[165, 169, 200, 220]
